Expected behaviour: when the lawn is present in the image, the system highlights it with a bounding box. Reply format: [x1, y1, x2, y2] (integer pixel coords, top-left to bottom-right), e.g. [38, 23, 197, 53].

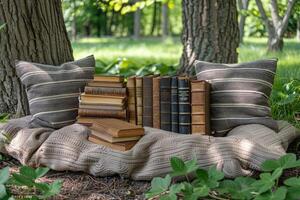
[72, 37, 300, 127]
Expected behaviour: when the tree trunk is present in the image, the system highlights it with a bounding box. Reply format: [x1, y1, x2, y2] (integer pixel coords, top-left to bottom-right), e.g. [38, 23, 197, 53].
[133, 9, 141, 39]
[297, 18, 300, 41]
[71, 0, 77, 41]
[150, 2, 158, 36]
[238, 0, 249, 43]
[0, 0, 73, 116]
[161, 3, 169, 38]
[179, 0, 239, 75]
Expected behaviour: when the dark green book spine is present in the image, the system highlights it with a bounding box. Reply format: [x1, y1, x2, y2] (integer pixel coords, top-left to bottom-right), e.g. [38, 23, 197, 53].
[160, 77, 171, 131]
[171, 77, 179, 133]
[143, 76, 153, 127]
[178, 77, 191, 134]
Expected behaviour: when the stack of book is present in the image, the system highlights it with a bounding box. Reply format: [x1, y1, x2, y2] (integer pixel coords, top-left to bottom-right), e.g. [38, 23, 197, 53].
[87, 118, 144, 151]
[77, 75, 128, 122]
[126, 75, 210, 135]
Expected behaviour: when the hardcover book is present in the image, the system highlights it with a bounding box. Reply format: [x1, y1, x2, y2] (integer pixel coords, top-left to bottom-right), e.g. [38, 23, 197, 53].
[88, 136, 136, 151]
[79, 103, 125, 111]
[80, 93, 126, 105]
[171, 77, 179, 133]
[191, 80, 210, 135]
[93, 75, 124, 83]
[178, 77, 191, 134]
[84, 86, 127, 96]
[87, 81, 125, 88]
[135, 77, 143, 126]
[143, 75, 154, 127]
[127, 76, 137, 125]
[89, 129, 141, 143]
[160, 76, 171, 131]
[78, 108, 127, 119]
[152, 76, 161, 129]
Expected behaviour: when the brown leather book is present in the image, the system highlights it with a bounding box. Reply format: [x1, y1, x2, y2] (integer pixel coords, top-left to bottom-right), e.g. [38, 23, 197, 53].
[91, 118, 144, 137]
[77, 117, 97, 126]
[135, 77, 143, 126]
[87, 81, 125, 88]
[93, 75, 124, 83]
[79, 103, 125, 111]
[80, 93, 126, 105]
[160, 76, 171, 131]
[127, 76, 137, 125]
[78, 108, 127, 119]
[152, 76, 161, 129]
[191, 80, 210, 135]
[88, 135, 137, 151]
[89, 129, 141, 143]
[84, 86, 127, 96]
[143, 75, 154, 127]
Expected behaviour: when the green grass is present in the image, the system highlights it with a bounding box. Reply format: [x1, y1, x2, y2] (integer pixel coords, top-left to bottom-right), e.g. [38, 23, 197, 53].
[72, 37, 300, 126]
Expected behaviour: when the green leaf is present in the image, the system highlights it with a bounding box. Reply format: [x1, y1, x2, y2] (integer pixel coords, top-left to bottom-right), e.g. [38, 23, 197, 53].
[208, 166, 224, 182]
[0, 167, 9, 184]
[11, 173, 35, 187]
[252, 173, 275, 194]
[40, 180, 63, 198]
[254, 187, 287, 200]
[279, 153, 300, 169]
[284, 177, 300, 187]
[145, 175, 171, 199]
[195, 169, 208, 182]
[0, 184, 7, 199]
[185, 159, 199, 174]
[19, 166, 36, 179]
[35, 167, 49, 179]
[170, 157, 186, 172]
[286, 186, 300, 200]
[261, 159, 281, 171]
[271, 168, 283, 181]
[183, 184, 209, 200]
[34, 182, 50, 192]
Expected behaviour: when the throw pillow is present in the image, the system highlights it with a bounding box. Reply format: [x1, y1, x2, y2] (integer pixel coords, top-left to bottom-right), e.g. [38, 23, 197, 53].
[194, 59, 278, 136]
[16, 55, 95, 129]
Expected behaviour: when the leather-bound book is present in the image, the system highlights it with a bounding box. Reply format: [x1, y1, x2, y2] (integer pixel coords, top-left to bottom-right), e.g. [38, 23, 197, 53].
[127, 76, 137, 125]
[80, 93, 126, 105]
[191, 80, 210, 135]
[171, 77, 179, 133]
[152, 76, 161, 129]
[135, 77, 143, 126]
[178, 77, 191, 134]
[84, 86, 127, 96]
[160, 76, 171, 131]
[78, 108, 127, 119]
[93, 75, 124, 82]
[143, 75, 154, 127]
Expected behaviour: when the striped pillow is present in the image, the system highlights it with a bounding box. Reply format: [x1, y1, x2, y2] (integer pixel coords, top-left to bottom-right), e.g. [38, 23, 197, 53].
[194, 59, 278, 136]
[16, 55, 95, 129]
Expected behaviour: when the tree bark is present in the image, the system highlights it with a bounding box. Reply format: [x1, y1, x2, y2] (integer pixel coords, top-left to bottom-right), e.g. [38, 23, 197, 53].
[178, 0, 239, 75]
[133, 9, 141, 39]
[238, 0, 249, 43]
[71, 0, 77, 41]
[0, 0, 73, 116]
[161, 3, 169, 38]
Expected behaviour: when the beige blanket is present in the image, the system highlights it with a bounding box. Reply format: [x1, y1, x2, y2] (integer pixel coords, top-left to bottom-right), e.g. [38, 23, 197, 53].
[0, 116, 299, 180]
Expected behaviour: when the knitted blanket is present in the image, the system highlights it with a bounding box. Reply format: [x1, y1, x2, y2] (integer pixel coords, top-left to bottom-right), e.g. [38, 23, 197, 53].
[0, 116, 299, 181]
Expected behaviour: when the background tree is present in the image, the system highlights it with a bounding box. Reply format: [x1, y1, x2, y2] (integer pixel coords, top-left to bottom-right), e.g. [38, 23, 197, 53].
[178, 0, 240, 75]
[255, 0, 297, 51]
[161, 1, 169, 37]
[0, 0, 73, 116]
[238, 0, 250, 43]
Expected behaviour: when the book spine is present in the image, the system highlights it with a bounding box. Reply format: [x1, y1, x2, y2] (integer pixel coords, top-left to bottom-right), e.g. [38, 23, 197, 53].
[160, 77, 171, 131]
[127, 77, 137, 125]
[191, 81, 210, 135]
[78, 108, 127, 119]
[84, 86, 126, 96]
[178, 77, 191, 134]
[143, 76, 153, 127]
[152, 77, 160, 129]
[171, 77, 179, 133]
[135, 77, 143, 126]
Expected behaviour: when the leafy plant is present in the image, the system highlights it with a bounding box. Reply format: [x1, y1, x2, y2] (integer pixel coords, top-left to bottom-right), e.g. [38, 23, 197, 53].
[0, 162, 62, 200]
[146, 153, 300, 200]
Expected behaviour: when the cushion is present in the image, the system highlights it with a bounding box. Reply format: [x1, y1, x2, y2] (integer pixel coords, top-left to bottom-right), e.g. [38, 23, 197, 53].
[15, 55, 95, 129]
[194, 59, 278, 136]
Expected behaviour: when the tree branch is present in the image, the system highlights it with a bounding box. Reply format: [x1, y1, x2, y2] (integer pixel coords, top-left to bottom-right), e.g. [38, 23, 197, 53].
[278, 0, 297, 37]
[270, 0, 281, 28]
[255, 0, 273, 31]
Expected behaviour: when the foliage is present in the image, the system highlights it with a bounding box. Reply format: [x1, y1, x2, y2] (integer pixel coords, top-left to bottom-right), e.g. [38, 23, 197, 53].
[146, 153, 300, 200]
[0, 162, 62, 200]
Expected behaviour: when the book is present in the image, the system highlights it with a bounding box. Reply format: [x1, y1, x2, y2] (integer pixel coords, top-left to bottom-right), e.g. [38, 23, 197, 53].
[191, 80, 210, 135]
[127, 76, 137, 125]
[78, 108, 127, 119]
[91, 118, 144, 137]
[171, 77, 179, 133]
[84, 86, 127, 96]
[160, 76, 171, 131]
[143, 75, 154, 127]
[80, 93, 126, 105]
[88, 135, 136, 151]
[77, 117, 97, 126]
[178, 77, 191, 134]
[87, 81, 125, 88]
[79, 103, 125, 111]
[152, 76, 161, 129]
[135, 77, 143, 126]
[89, 129, 141, 143]
[93, 75, 124, 83]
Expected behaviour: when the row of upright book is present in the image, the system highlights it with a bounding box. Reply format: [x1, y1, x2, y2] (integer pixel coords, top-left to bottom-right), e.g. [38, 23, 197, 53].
[127, 75, 210, 135]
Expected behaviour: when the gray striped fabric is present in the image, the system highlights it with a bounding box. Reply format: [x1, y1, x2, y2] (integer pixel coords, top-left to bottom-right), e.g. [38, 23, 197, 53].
[15, 55, 95, 129]
[195, 59, 278, 136]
